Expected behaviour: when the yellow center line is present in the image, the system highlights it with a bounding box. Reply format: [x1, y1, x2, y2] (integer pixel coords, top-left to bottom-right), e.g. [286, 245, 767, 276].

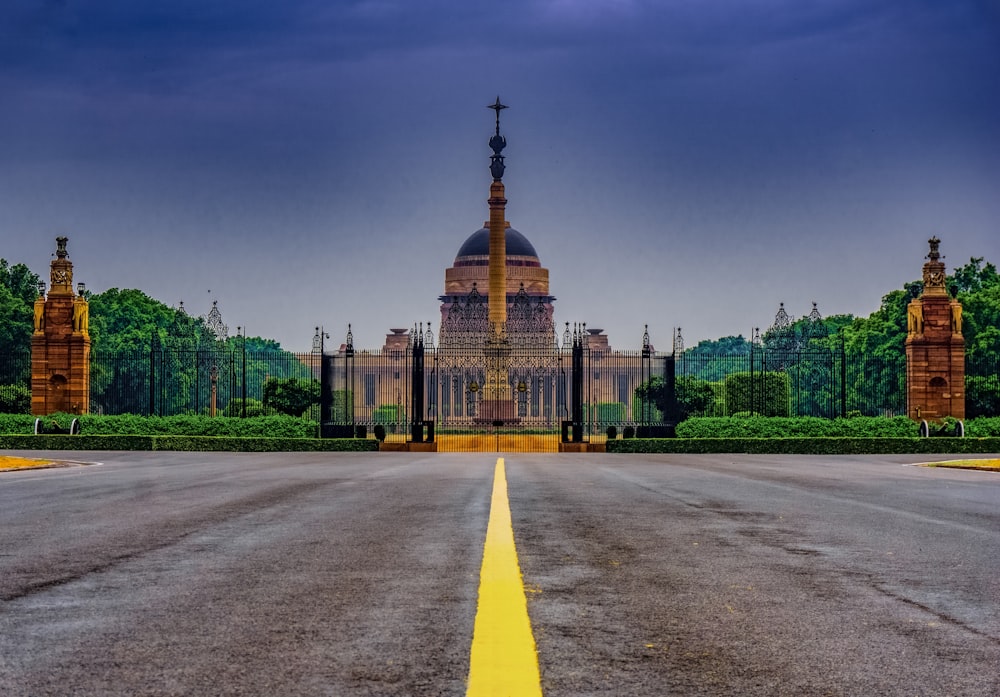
[467, 457, 543, 697]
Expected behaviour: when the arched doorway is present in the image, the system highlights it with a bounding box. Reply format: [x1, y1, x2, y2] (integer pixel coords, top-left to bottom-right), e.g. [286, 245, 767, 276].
[48, 374, 69, 413]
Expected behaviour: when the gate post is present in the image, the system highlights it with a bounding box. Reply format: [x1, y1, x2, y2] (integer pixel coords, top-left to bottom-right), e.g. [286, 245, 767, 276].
[346, 324, 355, 433]
[410, 325, 425, 443]
[839, 330, 847, 418]
[663, 352, 677, 437]
[320, 353, 332, 427]
[571, 324, 584, 443]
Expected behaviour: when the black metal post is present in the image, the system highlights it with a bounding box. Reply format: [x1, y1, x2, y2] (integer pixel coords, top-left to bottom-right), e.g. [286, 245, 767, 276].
[320, 354, 332, 427]
[571, 327, 584, 443]
[343, 324, 355, 435]
[663, 353, 677, 437]
[641, 325, 651, 427]
[750, 329, 756, 416]
[840, 330, 848, 417]
[195, 350, 201, 413]
[411, 328, 425, 443]
[240, 328, 247, 418]
[149, 337, 156, 416]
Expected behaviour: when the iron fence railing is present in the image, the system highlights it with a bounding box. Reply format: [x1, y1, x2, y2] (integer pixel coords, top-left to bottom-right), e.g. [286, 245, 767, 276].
[1, 345, 997, 428]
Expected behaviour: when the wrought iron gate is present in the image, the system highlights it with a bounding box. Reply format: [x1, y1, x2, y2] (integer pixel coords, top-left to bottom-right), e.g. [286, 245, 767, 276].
[318, 324, 676, 452]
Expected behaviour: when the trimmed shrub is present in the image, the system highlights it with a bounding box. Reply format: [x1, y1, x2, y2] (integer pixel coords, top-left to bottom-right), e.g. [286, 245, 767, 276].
[262, 377, 320, 417]
[676, 416, 918, 439]
[0, 413, 42, 434]
[0, 434, 377, 452]
[966, 417, 1000, 437]
[223, 398, 273, 418]
[0, 413, 319, 439]
[607, 437, 1000, 455]
[724, 372, 790, 416]
[593, 402, 626, 425]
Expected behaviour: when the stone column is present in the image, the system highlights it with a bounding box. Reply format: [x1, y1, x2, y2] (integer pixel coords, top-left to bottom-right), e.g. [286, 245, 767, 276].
[487, 180, 508, 335]
[481, 98, 515, 422]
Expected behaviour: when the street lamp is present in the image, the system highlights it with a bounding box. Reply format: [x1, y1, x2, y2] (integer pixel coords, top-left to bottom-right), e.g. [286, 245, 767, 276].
[313, 326, 329, 354]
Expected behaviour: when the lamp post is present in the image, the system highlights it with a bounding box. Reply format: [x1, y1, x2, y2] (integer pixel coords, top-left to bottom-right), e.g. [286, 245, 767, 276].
[313, 326, 329, 354]
[314, 326, 330, 431]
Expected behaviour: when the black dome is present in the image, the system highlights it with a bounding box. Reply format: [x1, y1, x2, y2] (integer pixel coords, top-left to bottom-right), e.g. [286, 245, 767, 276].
[456, 227, 538, 259]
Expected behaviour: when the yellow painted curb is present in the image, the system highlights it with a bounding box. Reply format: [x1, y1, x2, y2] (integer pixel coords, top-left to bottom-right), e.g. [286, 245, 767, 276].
[0, 455, 60, 471]
[921, 458, 1000, 471]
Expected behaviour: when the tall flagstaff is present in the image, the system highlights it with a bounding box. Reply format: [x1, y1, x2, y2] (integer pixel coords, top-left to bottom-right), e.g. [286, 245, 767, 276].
[483, 97, 514, 417]
[487, 96, 508, 337]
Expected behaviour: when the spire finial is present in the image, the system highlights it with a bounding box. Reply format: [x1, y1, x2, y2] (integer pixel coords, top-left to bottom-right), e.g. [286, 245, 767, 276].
[488, 97, 508, 181]
[488, 96, 507, 137]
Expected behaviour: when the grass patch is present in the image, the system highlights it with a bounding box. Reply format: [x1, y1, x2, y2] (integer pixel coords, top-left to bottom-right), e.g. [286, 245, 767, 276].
[0, 455, 62, 471]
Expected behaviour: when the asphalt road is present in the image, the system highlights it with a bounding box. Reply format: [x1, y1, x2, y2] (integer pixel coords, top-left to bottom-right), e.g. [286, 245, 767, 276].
[1, 451, 998, 696]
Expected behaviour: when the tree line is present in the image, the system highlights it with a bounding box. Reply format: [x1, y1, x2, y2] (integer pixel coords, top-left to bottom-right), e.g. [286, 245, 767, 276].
[2, 255, 998, 418]
[637, 257, 999, 421]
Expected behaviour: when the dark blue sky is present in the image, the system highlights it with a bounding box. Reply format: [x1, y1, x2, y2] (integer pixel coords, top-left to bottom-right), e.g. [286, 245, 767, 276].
[2, 0, 997, 350]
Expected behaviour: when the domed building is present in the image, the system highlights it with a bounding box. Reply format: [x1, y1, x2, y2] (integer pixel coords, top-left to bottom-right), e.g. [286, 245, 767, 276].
[438, 222, 556, 349]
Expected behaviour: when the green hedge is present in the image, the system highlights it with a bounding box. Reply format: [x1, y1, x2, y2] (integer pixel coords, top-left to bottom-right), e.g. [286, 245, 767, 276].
[607, 437, 1000, 454]
[966, 417, 1000, 437]
[0, 434, 377, 452]
[0, 413, 319, 438]
[676, 416, 919, 438]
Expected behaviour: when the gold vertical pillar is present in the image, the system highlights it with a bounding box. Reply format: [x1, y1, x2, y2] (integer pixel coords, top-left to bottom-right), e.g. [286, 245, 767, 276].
[485, 180, 511, 404]
[487, 180, 508, 334]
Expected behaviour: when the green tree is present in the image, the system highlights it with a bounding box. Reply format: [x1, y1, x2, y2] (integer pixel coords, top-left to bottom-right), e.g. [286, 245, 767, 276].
[331, 389, 354, 422]
[950, 257, 1000, 417]
[0, 259, 41, 357]
[263, 377, 320, 417]
[634, 376, 714, 421]
[88, 289, 213, 414]
[951, 258, 1000, 363]
[677, 335, 753, 383]
[0, 384, 31, 413]
[592, 402, 626, 425]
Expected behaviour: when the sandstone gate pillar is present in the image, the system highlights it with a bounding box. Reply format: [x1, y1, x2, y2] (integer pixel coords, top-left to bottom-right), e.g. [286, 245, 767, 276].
[31, 237, 90, 415]
[905, 237, 964, 421]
